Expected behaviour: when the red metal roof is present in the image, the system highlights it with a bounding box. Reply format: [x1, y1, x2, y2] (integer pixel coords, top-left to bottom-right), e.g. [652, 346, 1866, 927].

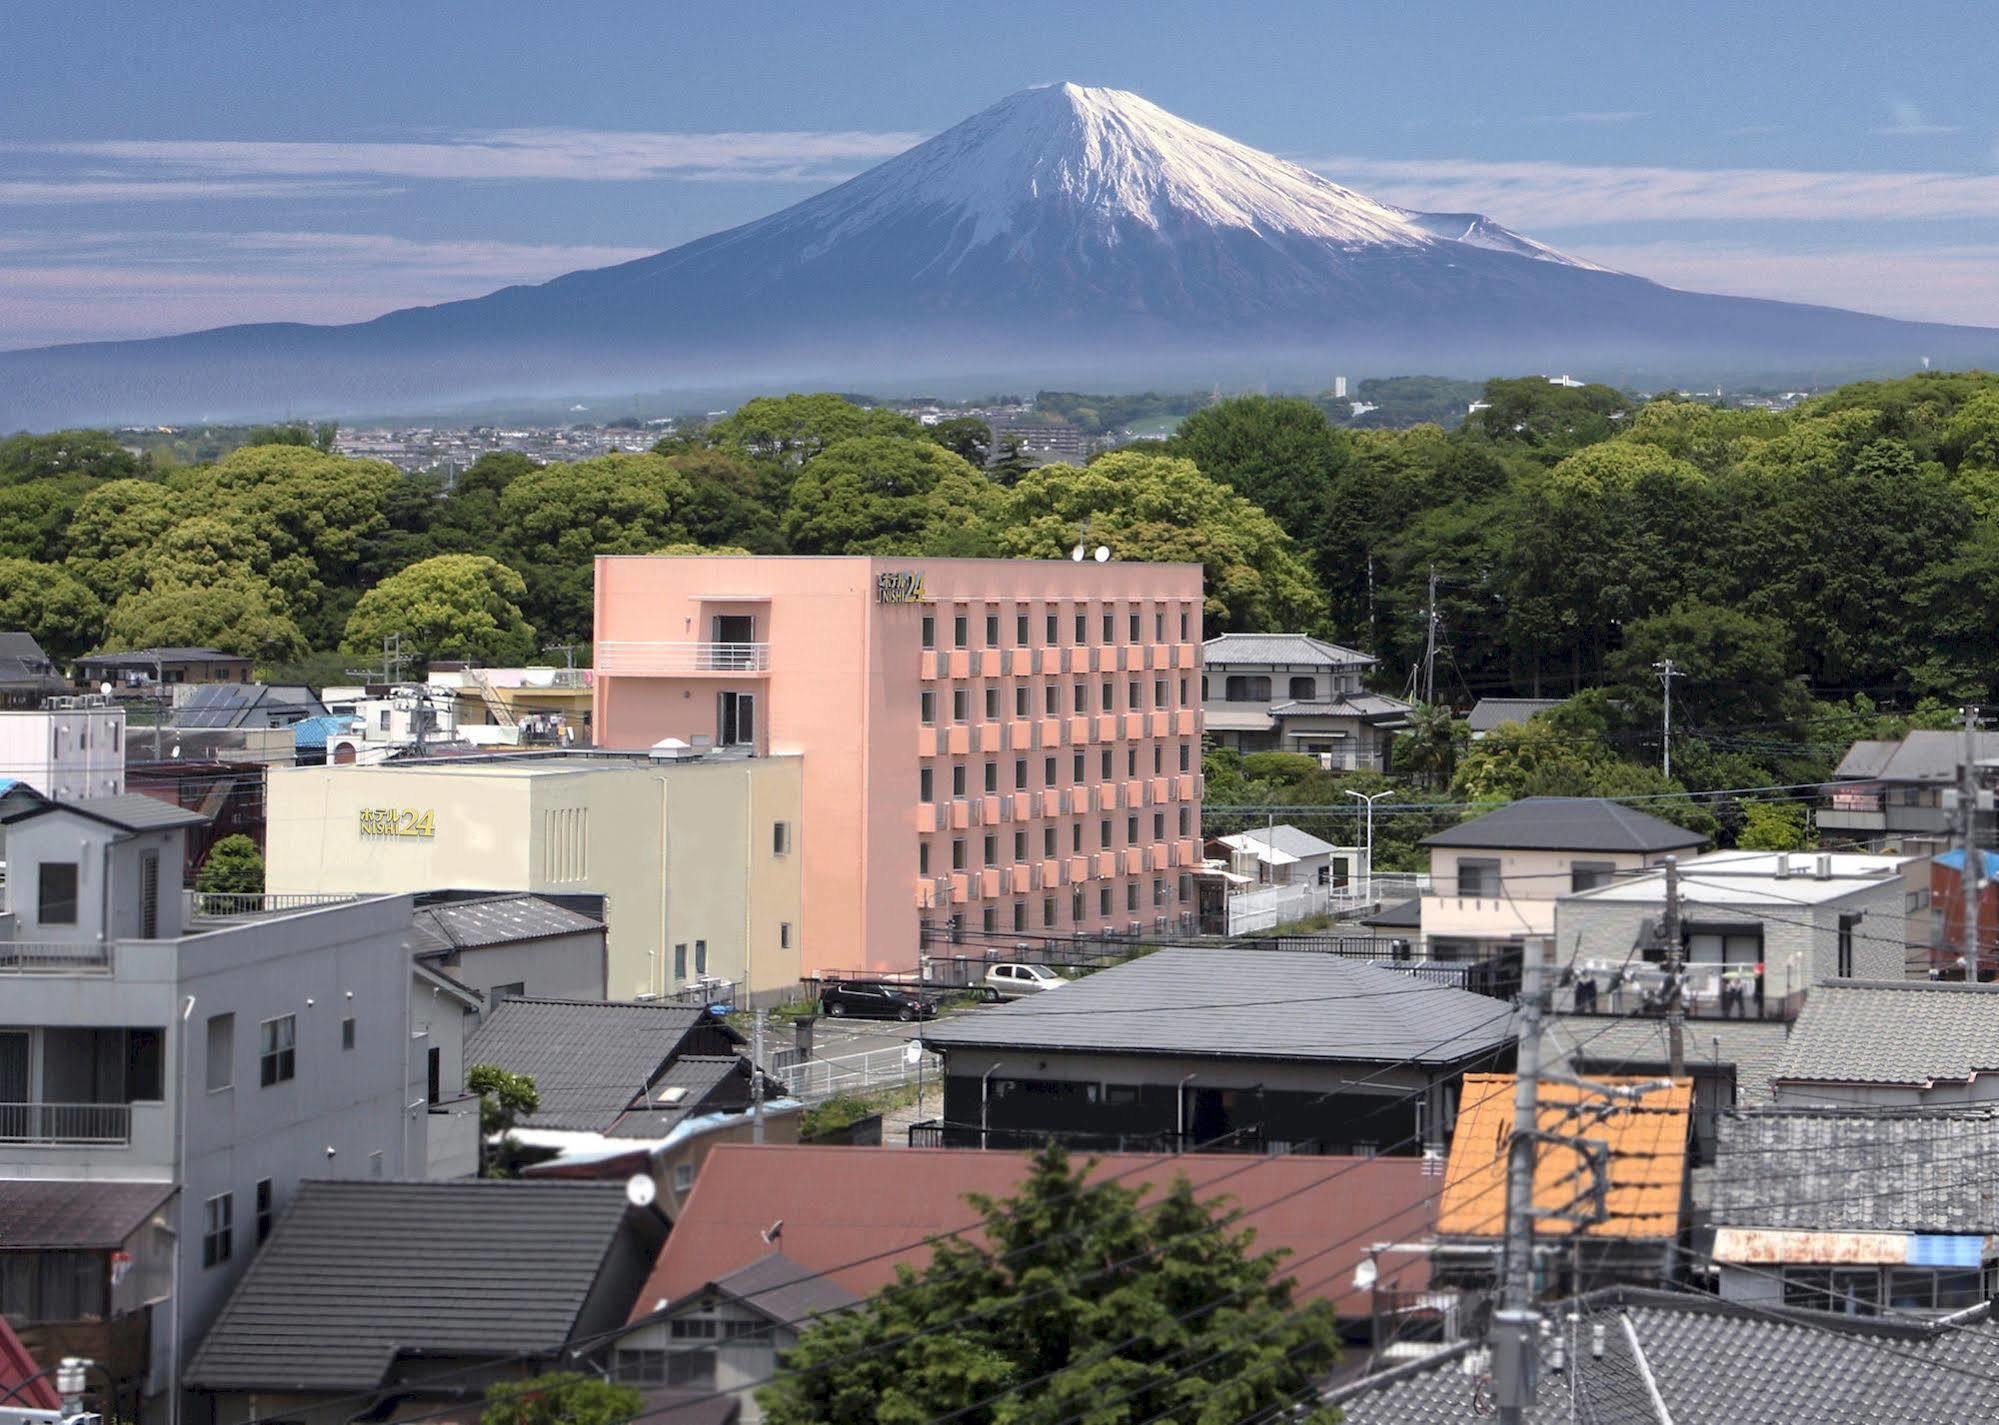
[631, 1144, 1435, 1322]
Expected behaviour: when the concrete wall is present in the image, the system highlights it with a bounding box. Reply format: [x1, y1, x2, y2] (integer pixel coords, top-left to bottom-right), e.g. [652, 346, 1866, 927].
[0, 708, 126, 801]
[4, 812, 184, 942]
[438, 927, 607, 1004]
[1421, 846, 1662, 949]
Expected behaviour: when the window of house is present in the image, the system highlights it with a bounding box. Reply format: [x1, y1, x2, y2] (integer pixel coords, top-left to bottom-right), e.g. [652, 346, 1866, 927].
[427, 1045, 441, 1104]
[1571, 861, 1616, 893]
[952, 763, 967, 797]
[1456, 859, 1501, 898]
[36, 863, 78, 926]
[673, 1162, 695, 1194]
[985, 613, 999, 646]
[1016, 613, 1029, 643]
[613, 1349, 669, 1385]
[202, 1193, 233, 1268]
[258, 1015, 296, 1087]
[921, 691, 935, 724]
[674, 943, 687, 979]
[205, 1013, 234, 1092]
[921, 615, 935, 649]
[694, 940, 707, 975]
[953, 615, 968, 648]
[1288, 676, 1316, 699]
[341, 1017, 356, 1051]
[256, 1179, 274, 1245]
[1224, 675, 1271, 702]
[919, 767, 934, 802]
[773, 821, 792, 855]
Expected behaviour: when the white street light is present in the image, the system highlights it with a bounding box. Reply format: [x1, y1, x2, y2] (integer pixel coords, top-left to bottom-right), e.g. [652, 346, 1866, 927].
[1344, 789, 1394, 906]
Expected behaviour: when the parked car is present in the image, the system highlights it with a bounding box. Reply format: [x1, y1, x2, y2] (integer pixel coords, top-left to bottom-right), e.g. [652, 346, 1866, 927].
[983, 962, 1068, 1001]
[819, 981, 936, 1021]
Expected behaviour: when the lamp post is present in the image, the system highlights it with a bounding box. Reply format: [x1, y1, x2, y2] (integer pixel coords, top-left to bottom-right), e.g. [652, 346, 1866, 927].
[1344, 789, 1393, 905]
[1176, 1071, 1198, 1147]
[980, 1061, 1006, 1150]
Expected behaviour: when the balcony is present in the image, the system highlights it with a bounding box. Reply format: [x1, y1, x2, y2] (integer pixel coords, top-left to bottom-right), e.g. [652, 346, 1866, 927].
[594, 641, 769, 675]
[0, 942, 114, 974]
[0, 1101, 134, 1145]
[1554, 949, 1808, 1023]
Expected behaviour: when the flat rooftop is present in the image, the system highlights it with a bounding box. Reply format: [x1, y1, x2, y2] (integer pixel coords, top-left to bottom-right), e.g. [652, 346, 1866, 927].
[1569, 849, 1908, 907]
[277, 748, 791, 778]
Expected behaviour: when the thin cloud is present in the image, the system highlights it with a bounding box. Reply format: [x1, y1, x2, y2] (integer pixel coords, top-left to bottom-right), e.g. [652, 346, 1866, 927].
[1875, 99, 1960, 137]
[0, 178, 386, 204]
[1534, 111, 1644, 124]
[1301, 154, 1999, 225]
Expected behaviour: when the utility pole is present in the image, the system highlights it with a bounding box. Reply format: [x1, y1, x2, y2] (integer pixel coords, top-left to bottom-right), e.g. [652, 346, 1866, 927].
[1662, 855, 1684, 1078]
[1962, 706, 1984, 982]
[542, 640, 580, 687]
[751, 1006, 766, 1144]
[1652, 659, 1682, 778]
[1492, 938, 1547, 1425]
[1422, 567, 1439, 706]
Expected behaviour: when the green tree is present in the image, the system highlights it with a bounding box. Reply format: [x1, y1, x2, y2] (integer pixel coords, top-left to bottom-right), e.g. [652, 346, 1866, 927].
[497, 453, 692, 634]
[708, 394, 922, 469]
[758, 1145, 1340, 1425]
[0, 429, 147, 484]
[927, 416, 992, 467]
[1606, 600, 1809, 737]
[196, 835, 266, 896]
[466, 1064, 541, 1178]
[782, 437, 1001, 555]
[62, 479, 179, 600]
[0, 557, 105, 658]
[102, 577, 308, 662]
[243, 421, 338, 453]
[343, 555, 537, 666]
[481, 1373, 640, 1425]
[0, 479, 93, 562]
[999, 450, 1325, 633]
[664, 448, 786, 552]
[1736, 801, 1809, 851]
[1167, 395, 1351, 547]
[1393, 702, 1468, 790]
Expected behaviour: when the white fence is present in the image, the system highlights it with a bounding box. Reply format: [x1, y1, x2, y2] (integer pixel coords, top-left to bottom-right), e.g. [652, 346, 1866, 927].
[769, 1044, 941, 1104]
[1223, 873, 1433, 936]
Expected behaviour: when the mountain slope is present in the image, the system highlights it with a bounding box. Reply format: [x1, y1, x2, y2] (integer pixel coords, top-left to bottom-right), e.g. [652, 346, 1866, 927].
[4, 83, 1997, 427]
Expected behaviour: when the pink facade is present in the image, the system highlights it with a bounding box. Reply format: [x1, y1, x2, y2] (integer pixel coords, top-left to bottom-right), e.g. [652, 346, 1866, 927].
[592, 555, 1206, 974]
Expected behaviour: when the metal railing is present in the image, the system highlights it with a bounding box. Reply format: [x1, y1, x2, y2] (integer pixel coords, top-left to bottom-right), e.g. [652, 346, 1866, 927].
[594, 641, 770, 674]
[771, 1044, 940, 1104]
[184, 891, 361, 919]
[0, 1101, 133, 1144]
[0, 941, 115, 974]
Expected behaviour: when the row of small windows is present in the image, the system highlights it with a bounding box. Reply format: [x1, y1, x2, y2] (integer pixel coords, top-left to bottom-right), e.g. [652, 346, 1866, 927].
[204, 1009, 353, 1095]
[920, 742, 1195, 800]
[922, 606, 1191, 651]
[940, 876, 1196, 933]
[919, 809, 1195, 875]
[922, 677, 1192, 722]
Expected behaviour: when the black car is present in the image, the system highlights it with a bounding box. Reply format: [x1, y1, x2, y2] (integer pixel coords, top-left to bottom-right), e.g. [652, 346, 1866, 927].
[819, 981, 937, 1021]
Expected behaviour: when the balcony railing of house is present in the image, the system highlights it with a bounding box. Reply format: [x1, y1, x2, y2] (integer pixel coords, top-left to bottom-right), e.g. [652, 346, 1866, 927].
[1553, 947, 1809, 1023]
[0, 1101, 133, 1145]
[0, 942, 115, 974]
[1827, 786, 1885, 813]
[184, 891, 362, 920]
[593, 641, 770, 675]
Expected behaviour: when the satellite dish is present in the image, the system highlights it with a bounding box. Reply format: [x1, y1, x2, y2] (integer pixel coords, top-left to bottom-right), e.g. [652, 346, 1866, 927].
[1071, 545, 1086, 562]
[625, 1174, 658, 1209]
[903, 1039, 923, 1066]
[99, 682, 113, 697]
[1353, 1258, 1378, 1291]
[1093, 546, 1110, 563]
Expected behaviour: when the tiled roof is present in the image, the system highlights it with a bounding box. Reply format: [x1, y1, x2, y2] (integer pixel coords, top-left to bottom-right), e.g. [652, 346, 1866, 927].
[1362, 896, 1422, 929]
[410, 893, 604, 955]
[1560, 1014, 1793, 1106]
[700, 1250, 860, 1326]
[1849, 729, 1999, 784]
[0, 1179, 175, 1248]
[1712, 1109, 1999, 1233]
[78, 646, 246, 664]
[2, 791, 210, 832]
[186, 1179, 647, 1392]
[606, 1056, 751, 1139]
[922, 946, 1513, 1065]
[1466, 696, 1567, 733]
[1269, 693, 1415, 719]
[1423, 797, 1707, 853]
[464, 997, 734, 1132]
[1202, 633, 1378, 667]
[631, 1144, 1437, 1323]
[1438, 1074, 1692, 1241]
[1333, 1287, 1999, 1423]
[1771, 980, 1999, 1088]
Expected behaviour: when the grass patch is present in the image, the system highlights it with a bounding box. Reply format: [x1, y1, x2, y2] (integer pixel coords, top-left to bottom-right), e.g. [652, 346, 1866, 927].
[801, 1083, 920, 1139]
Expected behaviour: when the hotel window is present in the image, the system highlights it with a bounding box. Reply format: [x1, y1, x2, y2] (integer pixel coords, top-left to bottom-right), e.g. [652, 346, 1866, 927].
[1129, 680, 1141, 708]
[1044, 685, 1059, 715]
[1075, 613, 1087, 641]
[1153, 745, 1163, 774]
[1100, 887, 1113, 916]
[953, 614, 968, 648]
[983, 833, 997, 866]
[1127, 815, 1139, 843]
[920, 768, 934, 802]
[1153, 813, 1165, 839]
[1155, 610, 1165, 640]
[1154, 679, 1166, 706]
[983, 908, 999, 934]
[1130, 612, 1141, 641]
[1127, 883, 1139, 911]
[1016, 612, 1029, 643]
[1073, 684, 1087, 712]
[1047, 612, 1059, 642]
[986, 613, 999, 646]
[1179, 677, 1189, 704]
[1101, 750, 1113, 778]
[1043, 756, 1056, 784]
[203, 1193, 233, 1268]
[1073, 823, 1083, 852]
[919, 843, 930, 875]
[773, 821, 792, 855]
[952, 763, 967, 796]
[921, 615, 935, 649]
[1103, 613, 1115, 641]
[985, 687, 1000, 719]
[1072, 887, 1085, 920]
[1179, 610, 1189, 639]
[984, 761, 998, 793]
[1127, 748, 1137, 776]
[1180, 743, 1192, 771]
[1014, 758, 1028, 789]
[1179, 807, 1191, 835]
[953, 689, 968, 721]
[1015, 686, 1030, 717]
[1043, 896, 1056, 927]
[1013, 830, 1027, 858]
[259, 1015, 296, 1087]
[1044, 826, 1057, 856]
[1013, 902, 1027, 932]
[1154, 878, 1167, 907]
[1100, 819, 1113, 848]
[1073, 752, 1085, 781]
[952, 839, 966, 870]
[921, 691, 935, 724]
[1102, 681, 1114, 709]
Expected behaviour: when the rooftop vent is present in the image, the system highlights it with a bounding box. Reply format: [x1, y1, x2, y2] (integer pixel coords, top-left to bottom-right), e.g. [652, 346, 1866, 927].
[656, 1085, 690, 1105]
[648, 738, 706, 763]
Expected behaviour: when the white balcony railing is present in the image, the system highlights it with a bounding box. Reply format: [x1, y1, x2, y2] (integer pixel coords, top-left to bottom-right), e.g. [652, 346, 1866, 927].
[184, 891, 360, 920]
[594, 641, 769, 675]
[0, 942, 114, 974]
[0, 1101, 134, 1144]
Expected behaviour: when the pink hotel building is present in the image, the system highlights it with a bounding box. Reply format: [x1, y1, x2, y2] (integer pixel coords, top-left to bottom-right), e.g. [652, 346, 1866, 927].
[592, 555, 1207, 974]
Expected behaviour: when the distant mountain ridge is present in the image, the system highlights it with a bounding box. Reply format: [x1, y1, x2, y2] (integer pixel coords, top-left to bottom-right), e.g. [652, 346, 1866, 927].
[4, 82, 1997, 428]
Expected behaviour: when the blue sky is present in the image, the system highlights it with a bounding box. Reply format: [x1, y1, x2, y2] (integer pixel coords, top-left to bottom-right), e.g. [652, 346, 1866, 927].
[5, 0, 1998, 348]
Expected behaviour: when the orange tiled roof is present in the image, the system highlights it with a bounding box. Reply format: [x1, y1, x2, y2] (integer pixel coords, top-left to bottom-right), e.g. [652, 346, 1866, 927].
[1437, 1072, 1692, 1240]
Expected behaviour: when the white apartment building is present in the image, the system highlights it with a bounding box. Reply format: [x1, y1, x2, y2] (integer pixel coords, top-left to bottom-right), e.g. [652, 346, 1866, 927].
[0, 697, 127, 801]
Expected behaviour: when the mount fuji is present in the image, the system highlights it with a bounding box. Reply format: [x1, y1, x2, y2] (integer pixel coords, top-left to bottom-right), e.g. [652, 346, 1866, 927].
[6, 82, 1998, 427]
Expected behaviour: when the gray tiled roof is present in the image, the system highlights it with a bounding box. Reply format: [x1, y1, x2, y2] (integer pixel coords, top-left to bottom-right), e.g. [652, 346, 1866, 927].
[1848, 728, 1999, 784]
[700, 1250, 860, 1327]
[1772, 980, 1999, 1088]
[606, 1056, 750, 1139]
[921, 947, 1514, 1065]
[78, 646, 246, 664]
[1269, 693, 1414, 719]
[465, 997, 734, 1132]
[410, 894, 605, 955]
[6, 791, 210, 832]
[1202, 633, 1378, 667]
[1466, 696, 1567, 733]
[0, 1179, 175, 1248]
[1712, 1109, 1999, 1233]
[1559, 1014, 1793, 1105]
[1423, 797, 1706, 852]
[1831, 737, 1900, 781]
[1334, 1287, 1999, 1424]
[186, 1179, 641, 1392]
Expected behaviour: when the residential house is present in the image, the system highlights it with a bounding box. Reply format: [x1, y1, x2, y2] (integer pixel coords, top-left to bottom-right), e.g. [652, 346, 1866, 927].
[1710, 1109, 1999, 1315]
[1818, 728, 1999, 840]
[72, 648, 254, 692]
[408, 891, 610, 1007]
[1419, 797, 1706, 961]
[606, 1141, 1441, 1420]
[1429, 1073, 1692, 1295]
[1212, 825, 1353, 887]
[0, 794, 417, 1416]
[1463, 697, 1565, 739]
[426, 664, 593, 747]
[1768, 979, 1999, 1109]
[1332, 1286, 1999, 1422]
[1929, 848, 1999, 978]
[1198, 825, 1366, 935]
[919, 946, 1515, 1155]
[169, 683, 327, 732]
[0, 634, 64, 710]
[185, 1179, 666, 1425]
[1201, 633, 1412, 769]
[0, 697, 125, 802]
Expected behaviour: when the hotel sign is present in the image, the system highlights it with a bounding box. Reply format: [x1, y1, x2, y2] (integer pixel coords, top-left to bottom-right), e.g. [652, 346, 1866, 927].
[359, 807, 436, 839]
[875, 571, 927, 604]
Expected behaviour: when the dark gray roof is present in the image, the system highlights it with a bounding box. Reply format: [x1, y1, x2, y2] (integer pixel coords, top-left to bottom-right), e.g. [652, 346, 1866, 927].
[921, 947, 1513, 1066]
[464, 997, 734, 1132]
[1466, 696, 1567, 733]
[3, 791, 210, 832]
[1202, 633, 1378, 668]
[1843, 728, 1999, 784]
[1362, 897, 1421, 929]
[1269, 693, 1414, 719]
[1334, 1287, 1999, 1424]
[171, 682, 327, 729]
[1422, 797, 1706, 853]
[77, 646, 248, 665]
[1712, 1109, 1999, 1233]
[606, 1056, 750, 1139]
[0, 632, 59, 691]
[0, 1179, 175, 1248]
[186, 1179, 642, 1392]
[701, 1251, 859, 1326]
[1772, 980, 1999, 1088]
[410, 894, 605, 956]
[1560, 1013, 1794, 1106]
[1831, 737, 1900, 781]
